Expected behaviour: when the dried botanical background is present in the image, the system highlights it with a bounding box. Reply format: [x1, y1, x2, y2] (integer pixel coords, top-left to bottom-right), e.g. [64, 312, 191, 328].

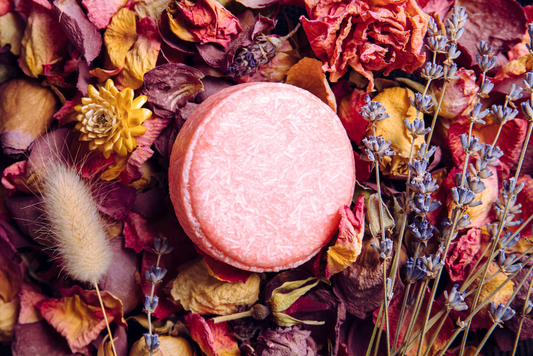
[2, 0, 533, 356]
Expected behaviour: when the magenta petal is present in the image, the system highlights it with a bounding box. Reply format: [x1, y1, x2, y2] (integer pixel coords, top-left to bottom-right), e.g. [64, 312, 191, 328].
[53, 0, 103, 64]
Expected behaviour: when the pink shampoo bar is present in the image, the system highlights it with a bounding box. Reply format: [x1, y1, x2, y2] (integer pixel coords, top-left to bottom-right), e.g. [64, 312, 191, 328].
[169, 83, 355, 272]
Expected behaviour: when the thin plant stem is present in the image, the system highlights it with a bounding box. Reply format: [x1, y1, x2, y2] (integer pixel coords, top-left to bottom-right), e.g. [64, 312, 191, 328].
[95, 282, 118, 356]
[472, 323, 498, 356]
[393, 283, 413, 351]
[399, 280, 428, 356]
[366, 303, 384, 356]
[491, 123, 504, 147]
[512, 268, 533, 356]
[401, 309, 447, 356]
[374, 309, 385, 356]
[460, 121, 475, 188]
[514, 119, 533, 181]
[421, 310, 451, 356]
[383, 262, 391, 356]
[426, 81, 448, 146]
[436, 326, 465, 356]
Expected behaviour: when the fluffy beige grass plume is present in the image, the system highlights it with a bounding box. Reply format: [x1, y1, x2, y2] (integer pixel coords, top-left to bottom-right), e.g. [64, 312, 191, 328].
[41, 163, 111, 284]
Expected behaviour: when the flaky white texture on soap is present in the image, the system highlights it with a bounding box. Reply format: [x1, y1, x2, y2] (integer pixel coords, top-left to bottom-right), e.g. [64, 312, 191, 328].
[42, 164, 111, 284]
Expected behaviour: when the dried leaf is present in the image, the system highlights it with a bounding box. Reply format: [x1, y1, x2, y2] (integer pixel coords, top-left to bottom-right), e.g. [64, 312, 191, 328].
[116, 16, 161, 89]
[82, 0, 127, 29]
[185, 313, 240, 356]
[255, 326, 318, 356]
[53, 0, 102, 64]
[269, 277, 322, 313]
[19, 2, 68, 77]
[36, 285, 126, 354]
[103, 7, 137, 69]
[325, 197, 365, 279]
[138, 63, 204, 112]
[285, 57, 336, 112]
[368, 193, 395, 238]
[170, 258, 260, 315]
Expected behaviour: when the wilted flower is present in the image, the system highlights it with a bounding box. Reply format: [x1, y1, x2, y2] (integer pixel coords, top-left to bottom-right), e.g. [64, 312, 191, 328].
[479, 79, 494, 98]
[477, 53, 497, 73]
[153, 236, 174, 255]
[143, 333, 161, 353]
[451, 187, 481, 208]
[410, 193, 442, 216]
[469, 102, 489, 125]
[144, 295, 159, 312]
[301, 0, 429, 91]
[409, 93, 434, 114]
[74, 79, 152, 159]
[496, 250, 522, 274]
[370, 238, 393, 262]
[407, 216, 435, 245]
[419, 253, 444, 279]
[489, 105, 519, 125]
[420, 63, 444, 81]
[145, 266, 167, 284]
[445, 6, 467, 42]
[407, 172, 439, 194]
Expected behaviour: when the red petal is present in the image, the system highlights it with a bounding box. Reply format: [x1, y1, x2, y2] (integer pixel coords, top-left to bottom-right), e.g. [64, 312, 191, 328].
[203, 255, 253, 283]
[445, 228, 483, 282]
[185, 313, 240, 356]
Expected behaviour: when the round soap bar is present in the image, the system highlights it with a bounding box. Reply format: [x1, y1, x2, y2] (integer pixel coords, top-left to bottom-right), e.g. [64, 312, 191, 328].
[169, 83, 355, 272]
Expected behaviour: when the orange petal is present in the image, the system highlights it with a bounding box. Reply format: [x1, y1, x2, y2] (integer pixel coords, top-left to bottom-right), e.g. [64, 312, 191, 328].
[36, 285, 126, 354]
[285, 57, 337, 112]
[185, 313, 240, 356]
[325, 196, 365, 279]
[116, 16, 161, 90]
[103, 7, 137, 69]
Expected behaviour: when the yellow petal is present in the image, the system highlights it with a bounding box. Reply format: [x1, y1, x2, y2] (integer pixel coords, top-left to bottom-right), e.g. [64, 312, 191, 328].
[129, 125, 146, 136]
[0, 12, 25, 56]
[166, 10, 197, 43]
[103, 8, 137, 69]
[131, 95, 147, 109]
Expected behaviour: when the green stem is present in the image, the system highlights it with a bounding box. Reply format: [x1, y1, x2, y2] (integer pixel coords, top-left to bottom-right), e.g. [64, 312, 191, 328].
[399, 280, 428, 356]
[366, 304, 384, 356]
[393, 283, 413, 351]
[383, 262, 391, 356]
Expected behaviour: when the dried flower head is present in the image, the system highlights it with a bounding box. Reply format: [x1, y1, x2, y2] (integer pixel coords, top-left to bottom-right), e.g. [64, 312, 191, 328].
[402, 257, 427, 284]
[75, 79, 152, 159]
[489, 302, 516, 326]
[444, 285, 468, 312]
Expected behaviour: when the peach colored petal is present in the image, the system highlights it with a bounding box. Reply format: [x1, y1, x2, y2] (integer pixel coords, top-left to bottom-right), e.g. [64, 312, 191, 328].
[285, 57, 337, 112]
[185, 313, 240, 356]
[82, 0, 127, 29]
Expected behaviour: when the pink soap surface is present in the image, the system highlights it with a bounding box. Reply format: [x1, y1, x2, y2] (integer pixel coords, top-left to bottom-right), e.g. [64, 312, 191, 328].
[169, 83, 355, 272]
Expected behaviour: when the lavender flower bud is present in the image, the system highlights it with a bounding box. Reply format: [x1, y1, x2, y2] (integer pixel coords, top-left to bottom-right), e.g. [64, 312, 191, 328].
[523, 72, 533, 93]
[469, 102, 489, 124]
[402, 257, 427, 284]
[408, 158, 428, 178]
[153, 236, 174, 255]
[444, 285, 468, 312]
[457, 213, 472, 228]
[525, 301, 533, 315]
[360, 97, 390, 123]
[490, 302, 516, 325]
[445, 43, 461, 63]
[500, 231, 520, 249]
[144, 333, 161, 353]
[420, 253, 444, 278]
[407, 172, 439, 194]
[416, 143, 437, 160]
[427, 35, 448, 54]
[361, 136, 396, 161]
[451, 186, 479, 207]
[407, 216, 435, 245]
[490, 105, 519, 124]
[496, 250, 522, 274]
[144, 295, 159, 312]
[370, 238, 393, 262]
[507, 83, 523, 103]
[421, 63, 444, 81]
[444, 63, 459, 81]
[459, 134, 483, 153]
[479, 79, 494, 98]
[521, 101, 533, 121]
[476, 54, 497, 73]
[145, 266, 167, 284]
[410, 193, 441, 215]
[409, 92, 434, 113]
[503, 177, 525, 197]
[404, 118, 431, 137]
[476, 40, 493, 56]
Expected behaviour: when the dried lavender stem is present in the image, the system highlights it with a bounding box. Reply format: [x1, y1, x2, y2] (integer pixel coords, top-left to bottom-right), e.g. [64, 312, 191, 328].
[414, 207, 464, 356]
[388, 134, 417, 289]
[402, 308, 447, 356]
[374, 307, 386, 356]
[474, 261, 533, 356]
[421, 310, 451, 356]
[366, 302, 384, 356]
[393, 283, 412, 351]
[399, 280, 428, 356]
[460, 121, 475, 188]
[436, 326, 464, 356]
[514, 119, 533, 181]
[491, 123, 504, 148]
[471, 323, 498, 356]
[383, 261, 391, 356]
[147, 253, 162, 352]
[512, 265, 533, 356]
[95, 282, 118, 356]
[426, 82, 448, 145]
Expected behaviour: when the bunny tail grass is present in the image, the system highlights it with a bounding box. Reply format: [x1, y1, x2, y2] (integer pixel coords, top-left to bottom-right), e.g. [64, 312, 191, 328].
[41, 163, 112, 284]
[95, 282, 118, 356]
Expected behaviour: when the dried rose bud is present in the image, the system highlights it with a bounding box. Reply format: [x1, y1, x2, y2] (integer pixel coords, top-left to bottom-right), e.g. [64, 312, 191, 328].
[0, 78, 58, 155]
